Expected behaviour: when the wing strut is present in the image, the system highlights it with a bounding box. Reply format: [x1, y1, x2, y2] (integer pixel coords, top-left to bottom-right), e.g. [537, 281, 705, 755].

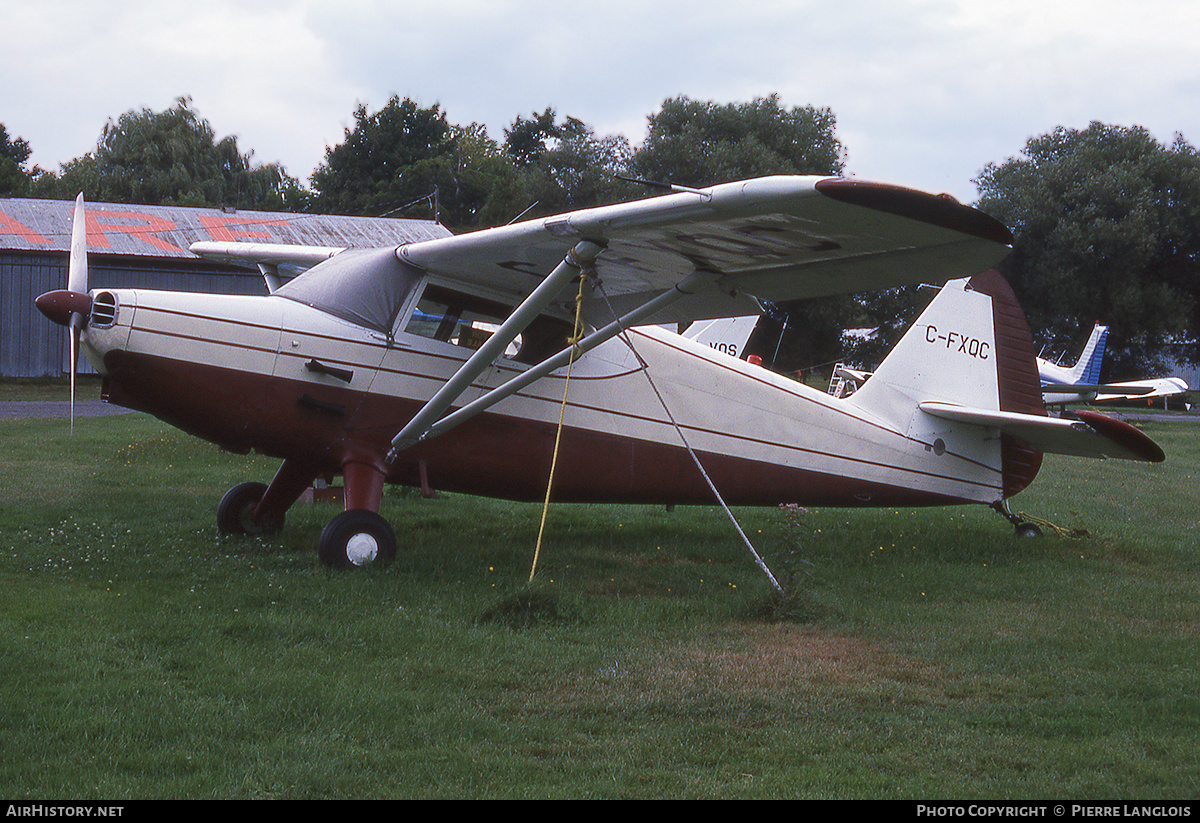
[387, 269, 718, 462]
[387, 241, 605, 457]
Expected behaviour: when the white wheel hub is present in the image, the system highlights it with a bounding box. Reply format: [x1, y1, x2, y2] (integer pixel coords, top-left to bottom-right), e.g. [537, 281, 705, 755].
[346, 532, 379, 565]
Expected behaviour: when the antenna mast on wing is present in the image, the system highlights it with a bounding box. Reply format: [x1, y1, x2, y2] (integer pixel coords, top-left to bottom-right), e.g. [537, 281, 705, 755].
[613, 175, 711, 198]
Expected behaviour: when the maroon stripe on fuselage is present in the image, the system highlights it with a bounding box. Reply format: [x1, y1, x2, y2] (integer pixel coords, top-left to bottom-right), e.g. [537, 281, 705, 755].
[101, 349, 976, 509]
[117, 307, 1006, 491]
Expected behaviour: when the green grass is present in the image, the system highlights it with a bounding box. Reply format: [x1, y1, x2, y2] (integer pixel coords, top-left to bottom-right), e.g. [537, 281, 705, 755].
[1, 398, 1198, 799]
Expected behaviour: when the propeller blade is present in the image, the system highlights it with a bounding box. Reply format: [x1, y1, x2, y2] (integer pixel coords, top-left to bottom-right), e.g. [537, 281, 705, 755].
[69, 319, 80, 436]
[33, 194, 93, 435]
[68, 193, 88, 294]
[67, 193, 88, 435]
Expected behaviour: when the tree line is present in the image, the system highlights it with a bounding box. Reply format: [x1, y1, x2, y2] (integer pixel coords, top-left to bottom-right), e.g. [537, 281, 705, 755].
[4, 95, 1200, 378]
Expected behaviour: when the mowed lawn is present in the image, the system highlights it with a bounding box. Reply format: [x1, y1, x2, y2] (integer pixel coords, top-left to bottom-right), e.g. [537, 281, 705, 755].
[1, 396, 1197, 799]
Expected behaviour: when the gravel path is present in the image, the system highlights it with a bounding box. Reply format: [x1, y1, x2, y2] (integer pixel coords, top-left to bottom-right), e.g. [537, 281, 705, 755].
[0, 400, 135, 419]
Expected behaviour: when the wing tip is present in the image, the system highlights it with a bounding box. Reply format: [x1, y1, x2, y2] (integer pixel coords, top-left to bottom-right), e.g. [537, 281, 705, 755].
[814, 178, 1013, 247]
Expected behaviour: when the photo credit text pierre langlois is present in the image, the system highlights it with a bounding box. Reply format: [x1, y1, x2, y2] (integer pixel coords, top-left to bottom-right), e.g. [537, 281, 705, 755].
[916, 807, 1193, 819]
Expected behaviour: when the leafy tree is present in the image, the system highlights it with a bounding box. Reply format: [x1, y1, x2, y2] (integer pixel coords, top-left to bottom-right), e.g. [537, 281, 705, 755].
[38, 97, 295, 209]
[0, 123, 33, 196]
[503, 108, 561, 167]
[975, 122, 1200, 377]
[629, 95, 851, 371]
[479, 108, 638, 224]
[835, 285, 937, 371]
[1, 123, 31, 167]
[445, 121, 516, 228]
[632, 94, 845, 187]
[310, 96, 508, 228]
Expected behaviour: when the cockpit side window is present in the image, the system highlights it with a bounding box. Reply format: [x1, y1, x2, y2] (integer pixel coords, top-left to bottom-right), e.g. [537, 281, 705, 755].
[402, 283, 574, 365]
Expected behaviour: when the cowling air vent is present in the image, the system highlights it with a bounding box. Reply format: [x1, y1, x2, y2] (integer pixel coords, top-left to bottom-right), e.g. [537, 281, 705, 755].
[89, 291, 118, 328]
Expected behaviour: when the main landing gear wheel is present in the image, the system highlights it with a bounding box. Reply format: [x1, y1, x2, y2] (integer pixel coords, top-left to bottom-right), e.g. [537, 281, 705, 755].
[217, 482, 283, 535]
[318, 509, 397, 569]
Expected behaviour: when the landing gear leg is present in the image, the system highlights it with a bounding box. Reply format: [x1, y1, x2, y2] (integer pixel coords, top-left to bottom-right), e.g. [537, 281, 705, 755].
[991, 500, 1042, 538]
[318, 457, 397, 568]
[217, 458, 320, 536]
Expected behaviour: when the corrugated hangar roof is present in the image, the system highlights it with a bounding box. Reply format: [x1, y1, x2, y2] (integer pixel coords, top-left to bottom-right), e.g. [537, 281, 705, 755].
[0, 198, 451, 259]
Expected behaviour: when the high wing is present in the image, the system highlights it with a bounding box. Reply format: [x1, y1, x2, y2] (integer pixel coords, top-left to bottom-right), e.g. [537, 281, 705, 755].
[1042, 382, 1154, 406]
[188, 241, 344, 269]
[193, 175, 1014, 454]
[396, 175, 1013, 327]
[1042, 379, 1189, 406]
[191, 176, 1012, 326]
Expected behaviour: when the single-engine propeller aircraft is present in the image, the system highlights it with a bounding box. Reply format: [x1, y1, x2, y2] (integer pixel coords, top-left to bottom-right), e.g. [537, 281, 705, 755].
[35, 177, 1165, 567]
[1038, 322, 1189, 407]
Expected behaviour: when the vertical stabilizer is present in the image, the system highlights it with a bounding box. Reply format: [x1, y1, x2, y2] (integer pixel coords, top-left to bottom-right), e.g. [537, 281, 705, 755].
[848, 270, 1045, 498]
[682, 315, 759, 359]
[1078, 325, 1109, 385]
[1039, 323, 1109, 386]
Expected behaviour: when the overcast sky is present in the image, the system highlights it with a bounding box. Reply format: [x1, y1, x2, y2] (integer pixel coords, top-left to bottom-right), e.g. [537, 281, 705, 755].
[4, 0, 1200, 205]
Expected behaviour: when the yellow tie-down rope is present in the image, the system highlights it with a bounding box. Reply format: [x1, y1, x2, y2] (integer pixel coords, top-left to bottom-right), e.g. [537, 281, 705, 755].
[529, 268, 591, 582]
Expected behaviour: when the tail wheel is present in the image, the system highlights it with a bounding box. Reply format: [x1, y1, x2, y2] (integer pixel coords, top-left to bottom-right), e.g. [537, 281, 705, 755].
[217, 482, 282, 535]
[318, 509, 397, 568]
[1015, 522, 1043, 538]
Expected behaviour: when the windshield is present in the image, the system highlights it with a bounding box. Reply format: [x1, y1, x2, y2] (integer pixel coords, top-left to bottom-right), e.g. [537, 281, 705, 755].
[275, 248, 423, 332]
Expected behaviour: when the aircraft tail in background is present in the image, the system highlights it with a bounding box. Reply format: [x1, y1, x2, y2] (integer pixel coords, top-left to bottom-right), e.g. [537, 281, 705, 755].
[681, 315, 760, 360]
[1039, 323, 1108, 387]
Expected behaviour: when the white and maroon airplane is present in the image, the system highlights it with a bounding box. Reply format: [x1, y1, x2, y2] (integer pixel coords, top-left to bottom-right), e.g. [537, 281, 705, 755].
[35, 177, 1164, 567]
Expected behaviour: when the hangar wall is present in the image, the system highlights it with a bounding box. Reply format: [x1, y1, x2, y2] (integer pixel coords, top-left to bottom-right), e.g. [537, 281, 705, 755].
[1, 251, 266, 376]
[1, 198, 449, 377]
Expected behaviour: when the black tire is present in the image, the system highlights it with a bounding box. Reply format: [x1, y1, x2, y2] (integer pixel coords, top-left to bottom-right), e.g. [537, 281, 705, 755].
[217, 482, 281, 535]
[318, 509, 397, 568]
[1015, 522, 1043, 538]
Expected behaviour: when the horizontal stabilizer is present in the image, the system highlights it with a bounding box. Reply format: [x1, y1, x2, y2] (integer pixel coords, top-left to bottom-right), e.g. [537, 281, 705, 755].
[919, 402, 1165, 462]
[1044, 383, 1154, 396]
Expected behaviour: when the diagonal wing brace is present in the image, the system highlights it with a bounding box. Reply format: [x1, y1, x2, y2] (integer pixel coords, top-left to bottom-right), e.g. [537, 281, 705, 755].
[387, 240, 605, 459]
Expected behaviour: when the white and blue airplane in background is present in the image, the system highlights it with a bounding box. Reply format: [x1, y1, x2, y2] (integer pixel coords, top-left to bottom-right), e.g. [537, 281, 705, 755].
[1038, 323, 1189, 408]
[827, 319, 1189, 408]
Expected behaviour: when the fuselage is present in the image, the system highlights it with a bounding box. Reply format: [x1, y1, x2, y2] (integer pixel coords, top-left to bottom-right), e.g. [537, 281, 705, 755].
[77, 284, 1008, 510]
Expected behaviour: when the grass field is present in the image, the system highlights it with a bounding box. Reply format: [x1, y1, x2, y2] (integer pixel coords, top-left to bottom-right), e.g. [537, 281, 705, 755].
[1, 391, 1197, 799]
